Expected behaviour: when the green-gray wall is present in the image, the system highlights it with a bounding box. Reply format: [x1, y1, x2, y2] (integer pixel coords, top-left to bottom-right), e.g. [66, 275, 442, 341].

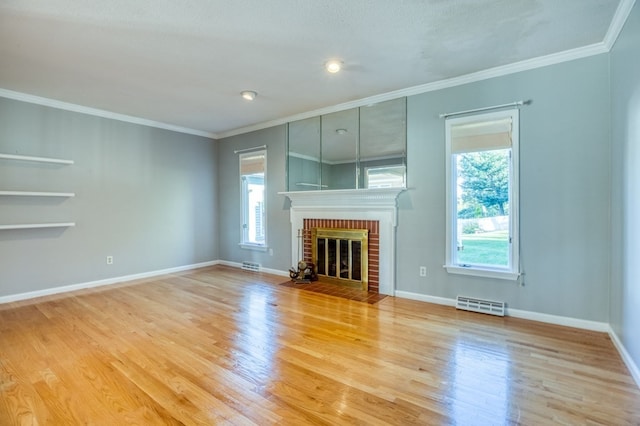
[0, 98, 218, 297]
[400, 54, 611, 321]
[1, 7, 637, 377]
[217, 126, 291, 271]
[610, 2, 640, 378]
[218, 54, 612, 323]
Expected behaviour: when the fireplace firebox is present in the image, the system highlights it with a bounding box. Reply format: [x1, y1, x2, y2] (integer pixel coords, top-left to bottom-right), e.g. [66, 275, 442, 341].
[311, 228, 368, 290]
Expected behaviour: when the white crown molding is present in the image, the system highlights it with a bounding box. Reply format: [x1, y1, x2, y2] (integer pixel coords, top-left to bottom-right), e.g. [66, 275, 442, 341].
[604, 0, 637, 50]
[0, 88, 216, 140]
[2, 0, 634, 142]
[218, 42, 611, 139]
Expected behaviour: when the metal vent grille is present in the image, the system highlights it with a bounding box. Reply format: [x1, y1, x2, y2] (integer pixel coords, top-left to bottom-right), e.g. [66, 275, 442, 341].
[456, 295, 505, 317]
[241, 261, 261, 272]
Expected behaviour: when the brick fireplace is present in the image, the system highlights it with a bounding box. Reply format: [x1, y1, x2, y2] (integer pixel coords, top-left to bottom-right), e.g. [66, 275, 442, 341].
[303, 219, 379, 292]
[280, 188, 403, 296]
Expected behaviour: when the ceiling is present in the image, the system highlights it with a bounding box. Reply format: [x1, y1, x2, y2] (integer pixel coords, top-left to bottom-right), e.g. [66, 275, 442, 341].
[0, 0, 627, 139]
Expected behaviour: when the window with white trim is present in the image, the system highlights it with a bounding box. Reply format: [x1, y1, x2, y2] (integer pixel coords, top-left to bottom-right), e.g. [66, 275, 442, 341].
[445, 109, 519, 280]
[240, 150, 266, 248]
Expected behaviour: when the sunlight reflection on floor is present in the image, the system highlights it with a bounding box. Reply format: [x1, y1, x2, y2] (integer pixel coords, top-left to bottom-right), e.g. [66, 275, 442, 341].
[450, 338, 511, 424]
[232, 287, 280, 385]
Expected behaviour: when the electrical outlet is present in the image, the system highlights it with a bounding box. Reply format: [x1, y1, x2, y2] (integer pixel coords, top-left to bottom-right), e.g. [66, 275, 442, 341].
[106, 256, 113, 265]
[419, 266, 427, 277]
[269, 248, 273, 256]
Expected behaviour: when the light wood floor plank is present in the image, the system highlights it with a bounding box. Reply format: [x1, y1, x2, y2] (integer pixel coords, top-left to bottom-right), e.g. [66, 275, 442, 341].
[1, 265, 639, 425]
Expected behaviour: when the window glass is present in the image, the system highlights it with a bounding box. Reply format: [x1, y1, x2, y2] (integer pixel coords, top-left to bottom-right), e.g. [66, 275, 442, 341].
[455, 149, 510, 267]
[240, 151, 266, 246]
[445, 109, 519, 280]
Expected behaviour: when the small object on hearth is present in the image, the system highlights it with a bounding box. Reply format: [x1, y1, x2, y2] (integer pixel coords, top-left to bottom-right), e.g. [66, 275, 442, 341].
[289, 260, 318, 282]
[289, 267, 299, 280]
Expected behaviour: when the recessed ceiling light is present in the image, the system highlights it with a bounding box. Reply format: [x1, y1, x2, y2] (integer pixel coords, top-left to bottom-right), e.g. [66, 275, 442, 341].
[325, 60, 342, 74]
[335, 128, 348, 135]
[241, 90, 257, 101]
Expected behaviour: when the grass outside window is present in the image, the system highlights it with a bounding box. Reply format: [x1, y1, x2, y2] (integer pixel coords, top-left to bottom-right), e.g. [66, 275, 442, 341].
[458, 230, 509, 266]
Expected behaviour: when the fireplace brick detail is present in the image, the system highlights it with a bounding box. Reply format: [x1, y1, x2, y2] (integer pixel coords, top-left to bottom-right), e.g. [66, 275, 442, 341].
[303, 219, 380, 293]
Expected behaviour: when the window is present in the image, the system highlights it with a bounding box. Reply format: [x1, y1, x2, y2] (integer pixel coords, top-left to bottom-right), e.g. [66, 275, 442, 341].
[240, 150, 266, 249]
[365, 165, 406, 188]
[445, 109, 519, 280]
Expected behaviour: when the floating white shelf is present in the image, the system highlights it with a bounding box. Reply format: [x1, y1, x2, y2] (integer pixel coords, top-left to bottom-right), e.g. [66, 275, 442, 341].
[0, 222, 75, 230]
[0, 190, 75, 197]
[0, 153, 74, 165]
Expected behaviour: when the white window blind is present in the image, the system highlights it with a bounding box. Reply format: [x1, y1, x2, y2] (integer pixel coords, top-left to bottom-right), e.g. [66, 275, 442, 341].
[240, 153, 266, 175]
[450, 117, 512, 154]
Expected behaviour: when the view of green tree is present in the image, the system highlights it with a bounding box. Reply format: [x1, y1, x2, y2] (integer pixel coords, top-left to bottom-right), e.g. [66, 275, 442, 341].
[458, 150, 509, 217]
[455, 149, 511, 265]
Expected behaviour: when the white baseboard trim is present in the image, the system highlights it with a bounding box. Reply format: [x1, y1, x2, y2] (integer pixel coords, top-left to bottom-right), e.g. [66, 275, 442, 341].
[259, 267, 290, 277]
[505, 307, 610, 332]
[394, 291, 456, 307]
[217, 260, 241, 268]
[0, 260, 220, 304]
[394, 290, 609, 332]
[217, 260, 290, 278]
[608, 327, 640, 389]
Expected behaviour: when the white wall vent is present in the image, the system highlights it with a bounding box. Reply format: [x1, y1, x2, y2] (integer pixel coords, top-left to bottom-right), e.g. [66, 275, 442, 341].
[456, 295, 505, 317]
[241, 261, 261, 272]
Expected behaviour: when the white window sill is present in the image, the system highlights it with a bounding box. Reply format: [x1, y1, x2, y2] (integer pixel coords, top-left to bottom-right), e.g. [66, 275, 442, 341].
[239, 243, 268, 252]
[444, 264, 520, 281]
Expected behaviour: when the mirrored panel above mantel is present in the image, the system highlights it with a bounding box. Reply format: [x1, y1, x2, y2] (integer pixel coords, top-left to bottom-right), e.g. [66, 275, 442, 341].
[287, 116, 322, 191]
[286, 97, 406, 191]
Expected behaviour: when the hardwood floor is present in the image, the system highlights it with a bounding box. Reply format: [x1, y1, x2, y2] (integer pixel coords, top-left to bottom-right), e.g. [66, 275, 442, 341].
[1, 265, 639, 425]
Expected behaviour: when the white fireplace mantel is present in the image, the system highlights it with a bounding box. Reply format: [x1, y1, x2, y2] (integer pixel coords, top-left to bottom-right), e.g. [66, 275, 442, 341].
[279, 188, 405, 295]
[280, 188, 404, 211]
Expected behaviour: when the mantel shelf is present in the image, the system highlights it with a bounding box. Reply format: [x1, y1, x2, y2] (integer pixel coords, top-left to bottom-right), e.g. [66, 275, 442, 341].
[0, 153, 74, 165]
[279, 187, 405, 209]
[0, 191, 75, 197]
[0, 222, 75, 230]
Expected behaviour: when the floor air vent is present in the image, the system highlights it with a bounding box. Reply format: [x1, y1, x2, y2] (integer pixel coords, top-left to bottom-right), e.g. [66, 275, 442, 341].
[241, 261, 261, 272]
[456, 295, 505, 317]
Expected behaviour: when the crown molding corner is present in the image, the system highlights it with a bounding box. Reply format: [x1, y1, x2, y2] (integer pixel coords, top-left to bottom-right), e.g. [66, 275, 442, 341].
[603, 0, 637, 50]
[0, 88, 217, 140]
